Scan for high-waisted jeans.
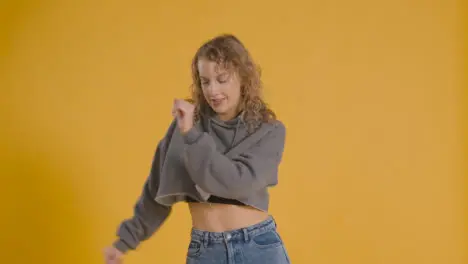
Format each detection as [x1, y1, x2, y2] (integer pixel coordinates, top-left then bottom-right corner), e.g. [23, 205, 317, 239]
[186, 216, 291, 264]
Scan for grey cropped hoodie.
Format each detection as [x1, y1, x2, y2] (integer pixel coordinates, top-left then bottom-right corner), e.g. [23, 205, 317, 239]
[113, 111, 286, 253]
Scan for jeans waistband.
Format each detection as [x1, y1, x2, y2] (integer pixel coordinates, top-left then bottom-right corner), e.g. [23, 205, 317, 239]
[190, 215, 277, 245]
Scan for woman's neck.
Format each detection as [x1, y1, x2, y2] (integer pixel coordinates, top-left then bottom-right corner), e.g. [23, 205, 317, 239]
[217, 110, 243, 122]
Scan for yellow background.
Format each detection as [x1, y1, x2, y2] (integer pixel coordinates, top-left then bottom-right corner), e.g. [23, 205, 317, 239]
[1, 1, 466, 263]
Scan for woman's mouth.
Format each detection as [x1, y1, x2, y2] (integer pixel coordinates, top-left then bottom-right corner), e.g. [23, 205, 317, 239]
[211, 98, 225, 107]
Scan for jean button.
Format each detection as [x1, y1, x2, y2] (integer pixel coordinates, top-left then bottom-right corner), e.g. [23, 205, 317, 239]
[226, 234, 231, 240]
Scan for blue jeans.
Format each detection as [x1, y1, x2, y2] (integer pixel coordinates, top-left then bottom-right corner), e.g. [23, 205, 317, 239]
[186, 216, 291, 264]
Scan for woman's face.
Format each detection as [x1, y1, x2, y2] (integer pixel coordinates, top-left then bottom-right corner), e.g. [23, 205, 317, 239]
[197, 58, 242, 121]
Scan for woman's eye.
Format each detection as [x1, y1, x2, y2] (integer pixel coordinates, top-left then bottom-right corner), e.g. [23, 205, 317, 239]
[218, 76, 229, 83]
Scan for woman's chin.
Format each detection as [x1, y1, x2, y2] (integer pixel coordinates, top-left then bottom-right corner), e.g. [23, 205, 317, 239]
[210, 105, 227, 114]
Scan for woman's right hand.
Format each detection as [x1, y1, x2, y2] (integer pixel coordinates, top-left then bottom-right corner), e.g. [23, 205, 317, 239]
[103, 246, 123, 264]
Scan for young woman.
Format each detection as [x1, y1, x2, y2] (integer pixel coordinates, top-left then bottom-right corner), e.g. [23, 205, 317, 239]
[103, 34, 290, 264]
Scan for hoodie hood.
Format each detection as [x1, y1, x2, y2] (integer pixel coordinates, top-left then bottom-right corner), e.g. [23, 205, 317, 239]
[200, 111, 248, 153]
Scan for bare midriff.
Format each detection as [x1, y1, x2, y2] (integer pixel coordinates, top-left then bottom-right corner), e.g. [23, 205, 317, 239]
[188, 202, 269, 232]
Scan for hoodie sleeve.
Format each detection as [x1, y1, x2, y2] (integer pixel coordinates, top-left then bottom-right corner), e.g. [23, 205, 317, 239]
[182, 121, 286, 200]
[112, 121, 176, 254]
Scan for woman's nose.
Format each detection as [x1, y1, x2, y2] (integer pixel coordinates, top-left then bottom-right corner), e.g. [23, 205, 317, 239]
[206, 82, 220, 93]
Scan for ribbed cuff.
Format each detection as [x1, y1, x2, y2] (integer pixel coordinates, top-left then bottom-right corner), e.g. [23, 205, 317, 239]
[113, 239, 131, 254]
[183, 126, 202, 144]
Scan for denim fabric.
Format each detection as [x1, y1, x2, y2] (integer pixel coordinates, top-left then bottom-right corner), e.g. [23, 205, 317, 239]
[186, 216, 291, 264]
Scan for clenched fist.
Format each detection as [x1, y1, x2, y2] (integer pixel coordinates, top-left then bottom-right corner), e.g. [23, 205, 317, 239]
[103, 246, 123, 264]
[172, 99, 195, 135]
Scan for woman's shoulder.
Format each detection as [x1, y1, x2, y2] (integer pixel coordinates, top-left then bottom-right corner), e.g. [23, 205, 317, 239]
[248, 119, 286, 142]
[248, 119, 286, 150]
[261, 118, 286, 132]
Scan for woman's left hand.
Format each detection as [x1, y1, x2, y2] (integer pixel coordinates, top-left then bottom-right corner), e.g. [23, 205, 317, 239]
[172, 99, 195, 135]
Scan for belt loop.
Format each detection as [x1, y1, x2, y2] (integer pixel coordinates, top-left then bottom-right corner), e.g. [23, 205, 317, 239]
[243, 228, 249, 242]
[203, 232, 209, 248]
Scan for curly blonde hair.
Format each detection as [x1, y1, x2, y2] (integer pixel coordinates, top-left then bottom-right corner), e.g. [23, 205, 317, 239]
[190, 34, 276, 132]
